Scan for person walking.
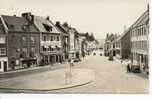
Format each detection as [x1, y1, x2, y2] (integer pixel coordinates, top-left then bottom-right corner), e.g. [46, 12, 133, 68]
[127, 64, 131, 72]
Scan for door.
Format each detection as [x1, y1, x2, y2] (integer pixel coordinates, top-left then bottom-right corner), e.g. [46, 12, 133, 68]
[4, 61, 7, 72]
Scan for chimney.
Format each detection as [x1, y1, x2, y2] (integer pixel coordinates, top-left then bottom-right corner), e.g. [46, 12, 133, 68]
[22, 12, 34, 24]
[55, 21, 60, 26]
[46, 16, 50, 20]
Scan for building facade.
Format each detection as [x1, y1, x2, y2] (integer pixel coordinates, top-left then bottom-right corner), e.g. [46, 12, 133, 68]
[0, 14, 40, 71]
[130, 10, 149, 72]
[55, 21, 70, 61]
[115, 29, 131, 59]
[0, 17, 7, 72]
[34, 15, 62, 65]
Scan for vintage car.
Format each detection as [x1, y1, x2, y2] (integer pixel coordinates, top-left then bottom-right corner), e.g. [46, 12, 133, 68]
[131, 65, 141, 73]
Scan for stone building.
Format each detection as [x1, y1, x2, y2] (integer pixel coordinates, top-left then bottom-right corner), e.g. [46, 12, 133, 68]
[0, 13, 40, 71]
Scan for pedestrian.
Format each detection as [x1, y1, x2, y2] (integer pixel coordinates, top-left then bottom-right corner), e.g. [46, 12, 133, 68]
[121, 59, 123, 64]
[70, 59, 74, 67]
[127, 64, 131, 72]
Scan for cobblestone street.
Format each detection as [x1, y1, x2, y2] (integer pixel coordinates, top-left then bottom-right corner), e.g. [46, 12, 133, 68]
[50, 51, 148, 93]
[0, 51, 148, 93]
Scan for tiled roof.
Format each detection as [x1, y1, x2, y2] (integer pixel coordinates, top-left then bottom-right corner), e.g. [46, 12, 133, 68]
[34, 16, 60, 33]
[2, 15, 38, 32]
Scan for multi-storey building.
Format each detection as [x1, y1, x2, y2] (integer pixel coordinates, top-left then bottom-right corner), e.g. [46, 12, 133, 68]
[0, 13, 40, 71]
[34, 15, 62, 65]
[0, 18, 7, 72]
[130, 10, 149, 72]
[61, 23, 80, 59]
[115, 29, 131, 59]
[55, 21, 70, 61]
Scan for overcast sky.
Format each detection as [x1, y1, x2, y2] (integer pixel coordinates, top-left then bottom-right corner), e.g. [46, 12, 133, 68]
[0, 0, 148, 39]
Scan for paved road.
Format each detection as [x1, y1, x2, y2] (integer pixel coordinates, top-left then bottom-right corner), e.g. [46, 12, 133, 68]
[50, 50, 148, 93]
[0, 50, 148, 93]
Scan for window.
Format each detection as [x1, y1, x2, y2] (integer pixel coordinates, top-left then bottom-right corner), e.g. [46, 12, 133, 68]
[42, 47, 46, 52]
[0, 61, 1, 69]
[0, 48, 6, 55]
[31, 47, 35, 52]
[22, 36, 26, 41]
[30, 36, 35, 43]
[43, 36, 47, 41]
[0, 37, 6, 44]
[144, 28, 146, 35]
[142, 28, 144, 35]
[50, 36, 53, 41]
[29, 48, 35, 58]
[57, 36, 59, 41]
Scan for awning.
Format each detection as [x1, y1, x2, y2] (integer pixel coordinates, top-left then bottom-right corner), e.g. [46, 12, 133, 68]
[57, 45, 62, 48]
[51, 46, 56, 49]
[43, 46, 49, 48]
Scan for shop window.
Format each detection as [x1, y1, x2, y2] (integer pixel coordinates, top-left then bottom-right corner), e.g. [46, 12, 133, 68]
[20, 48, 27, 58]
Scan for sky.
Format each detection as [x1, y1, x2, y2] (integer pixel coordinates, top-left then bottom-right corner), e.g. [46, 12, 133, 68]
[0, 0, 149, 39]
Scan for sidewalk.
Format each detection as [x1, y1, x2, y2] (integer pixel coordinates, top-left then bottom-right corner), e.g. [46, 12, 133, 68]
[0, 62, 68, 80]
[113, 57, 148, 79]
[0, 68, 94, 92]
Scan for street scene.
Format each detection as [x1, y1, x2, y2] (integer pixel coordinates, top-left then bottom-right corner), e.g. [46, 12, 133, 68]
[0, 0, 149, 93]
[0, 50, 148, 93]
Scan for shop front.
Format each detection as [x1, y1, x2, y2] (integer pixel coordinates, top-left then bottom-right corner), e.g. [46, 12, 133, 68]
[0, 57, 8, 72]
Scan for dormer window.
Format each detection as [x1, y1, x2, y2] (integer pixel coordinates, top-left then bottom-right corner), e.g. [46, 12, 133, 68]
[43, 23, 52, 32]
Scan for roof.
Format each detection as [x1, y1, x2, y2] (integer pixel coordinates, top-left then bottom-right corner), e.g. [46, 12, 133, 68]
[117, 28, 131, 41]
[131, 10, 149, 28]
[2, 15, 38, 32]
[34, 16, 60, 33]
[55, 23, 69, 36]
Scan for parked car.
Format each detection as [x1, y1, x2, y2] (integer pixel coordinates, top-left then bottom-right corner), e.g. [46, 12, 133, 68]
[131, 65, 141, 73]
